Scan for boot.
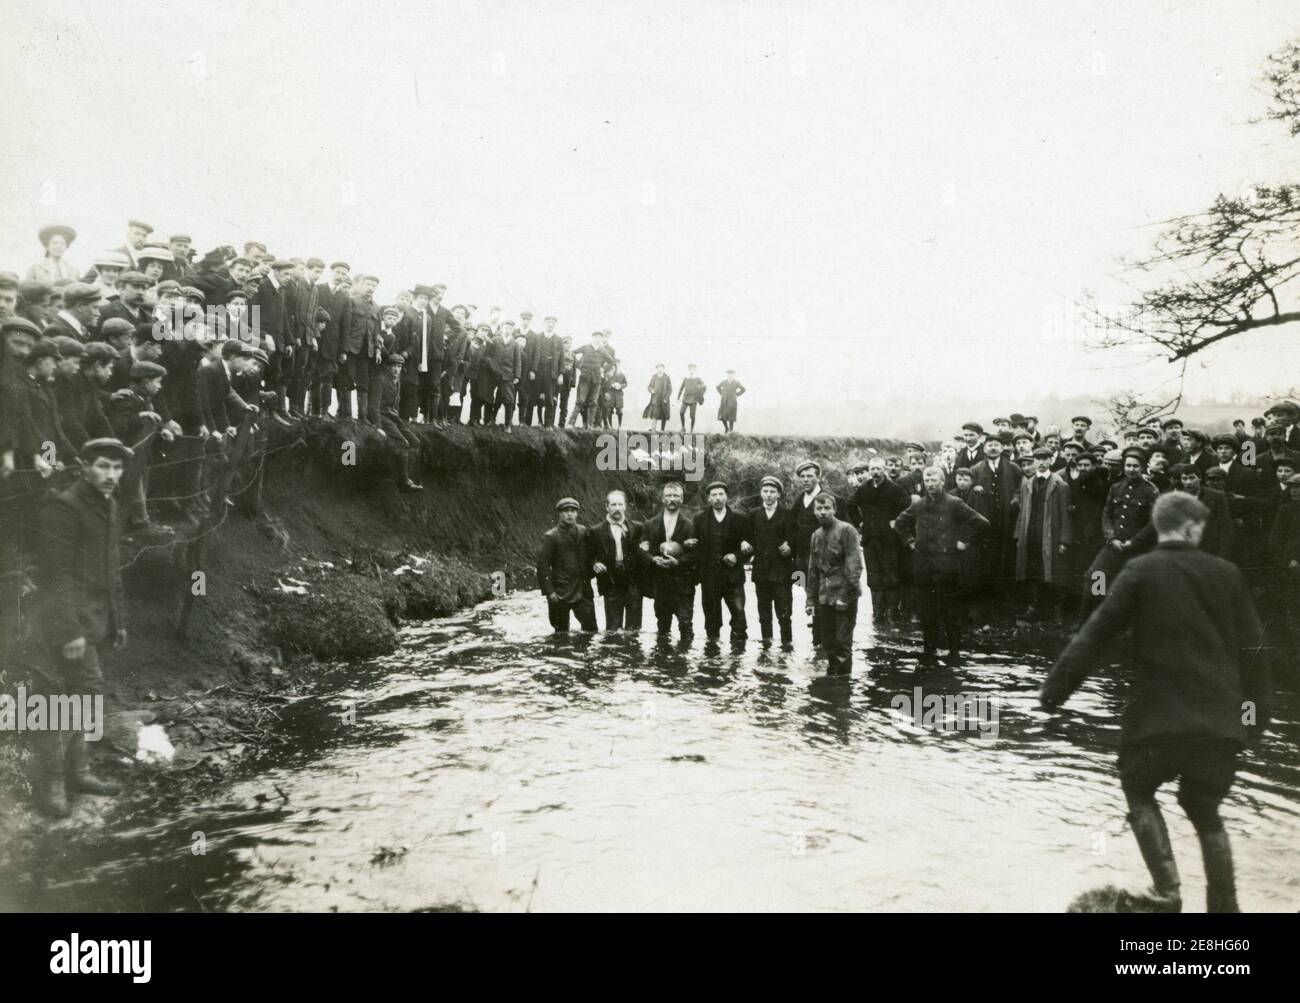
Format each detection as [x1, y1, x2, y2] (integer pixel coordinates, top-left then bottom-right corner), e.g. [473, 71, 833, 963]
[1198, 829, 1240, 913]
[33, 731, 70, 819]
[66, 730, 121, 796]
[1122, 804, 1182, 912]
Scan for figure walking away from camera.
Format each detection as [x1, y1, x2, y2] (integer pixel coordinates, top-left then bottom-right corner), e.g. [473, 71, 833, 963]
[1041, 492, 1268, 913]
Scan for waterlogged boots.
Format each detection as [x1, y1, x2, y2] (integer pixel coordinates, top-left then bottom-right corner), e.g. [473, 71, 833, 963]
[66, 730, 120, 797]
[1121, 804, 1182, 912]
[33, 731, 70, 820]
[1198, 829, 1240, 913]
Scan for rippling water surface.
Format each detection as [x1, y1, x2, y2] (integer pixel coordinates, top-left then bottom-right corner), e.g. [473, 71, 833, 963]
[11, 593, 1300, 912]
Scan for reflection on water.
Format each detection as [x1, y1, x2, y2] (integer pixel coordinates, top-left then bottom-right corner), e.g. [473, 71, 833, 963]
[8, 592, 1300, 912]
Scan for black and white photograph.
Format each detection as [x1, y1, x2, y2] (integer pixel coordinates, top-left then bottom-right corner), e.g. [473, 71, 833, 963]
[0, 0, 1297, 978]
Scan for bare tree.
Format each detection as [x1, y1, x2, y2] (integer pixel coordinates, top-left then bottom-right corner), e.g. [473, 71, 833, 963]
[1086, 40, 1300, 366]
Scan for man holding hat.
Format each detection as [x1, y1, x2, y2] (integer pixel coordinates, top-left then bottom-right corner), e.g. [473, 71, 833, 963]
[806, 492, 864, 674]
[690, 481, 749, 641]
[537, 497, 597, 632]
[749, 474, 796, 645]
[30, 437, 135, 817]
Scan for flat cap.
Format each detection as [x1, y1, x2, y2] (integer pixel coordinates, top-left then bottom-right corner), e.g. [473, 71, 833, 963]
[954, 466, 973, 477]
[1211, 433, 1239, 449]
[1, 316, 42, 339]
[118, 270, 151, 287]
[0, 271, 19, 290]
[49, 335, 85, 358]
[155, 279, 182, 296]
[168, 234, 192, 244]
[794, 460, 821, 476]
[271, 259, 294, 271]
[329, 260, 350, 271]
[83, 341, 119, 364]
[19, 280, 51, 303]
[1031, 445, 1053, 459]
[225, 288, 250, 302]
[81, 437, 134, 462]
[1160, 417, 1184, 429]
[904, 441, 925, 452]
[555, 497, 580, 512]
[27, 340, 62, 363]
[1104, 449, 1123, 463]
[181, 286, 205, 303]
[246, 348, 270, 366]
[704, 481, 728, 494]
[960, 421, 984, 434]
[128, 220, 154, 233]
[61, 281, 101, 308]
[1012, 430, 1033, 443]
[130, 361, 167, 380]
[1071, 415, 1092, 425]
[383, 352, 405, 366]
[1121, 446, 1148, 463]
[99, 318, 135, 338]
[759, 475, 783, 491]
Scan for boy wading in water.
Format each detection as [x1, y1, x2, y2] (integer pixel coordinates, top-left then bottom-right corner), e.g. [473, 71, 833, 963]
[1041, 492, 1268, 912]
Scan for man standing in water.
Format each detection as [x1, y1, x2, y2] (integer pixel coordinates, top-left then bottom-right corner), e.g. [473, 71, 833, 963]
[32, 438, 133, 818]
[590, 489, 643, 631]
[805, 493, 863, 675]
[537, 497, 597, 632]
[639, 480, 698, 640]
[1041, 493, 1267, 913]
[690, 481, 749, 642]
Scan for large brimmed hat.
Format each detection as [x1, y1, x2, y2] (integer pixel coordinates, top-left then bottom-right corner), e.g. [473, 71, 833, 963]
[38, 224, 76, 247]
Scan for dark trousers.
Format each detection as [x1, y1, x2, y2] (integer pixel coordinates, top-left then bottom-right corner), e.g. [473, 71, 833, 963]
[438, 372, 458, 421]
[354, 355, 376, 421]
[817, 598, 858, 673]
[364, 361, 385, 424]
[494, 378, 517, 427]
[754, 577, 793, 643]
[475, 373, 499, 423]
[574, 376, 600, 425]
[679, 402, 698, 429]
[700, 580, 747, 639]
[602, 587, 643, 630]
[1119, 739, 1238, 835]
[653, 589, 695, 639]
[558, 384, 574, 427]
[547, 596, 597, 632]
[418, 368, 441, 421]
[286, 344, 309, 413]
[916, 572, 964, 653]
[528, 374, 556, 425]
[398, 379, 421, 421]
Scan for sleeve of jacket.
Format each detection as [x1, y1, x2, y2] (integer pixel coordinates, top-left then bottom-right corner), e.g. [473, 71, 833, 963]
[894, 500, 919, 547]
[844, 524, 864, 594]
[38, 495, 90, 647]
[956, 497, 989, 537]
[1101, 487, 1117, 541]
[1040, 559, 1139, 708]
[1055, 480, 1072, 545]
[537, 533, 556, 595]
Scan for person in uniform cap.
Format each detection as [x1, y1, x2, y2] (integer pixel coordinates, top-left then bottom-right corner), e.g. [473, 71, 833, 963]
[1043, 492, 1266, 913]
[27, 224, 80, 285]
[749, 474, 796, 645]
[29, 436, 135, 817]
[537, 498, 597, 632]
[806, 492, 864, 674]
[1074, 444, 1159, 626]
[690, 481, 749, 641]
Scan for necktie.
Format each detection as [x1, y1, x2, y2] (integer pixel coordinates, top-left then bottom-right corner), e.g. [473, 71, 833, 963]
[420, 312, 429, 372]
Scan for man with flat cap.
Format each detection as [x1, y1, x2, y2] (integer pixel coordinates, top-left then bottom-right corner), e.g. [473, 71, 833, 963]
[97, 270, 153, 335]
[109, 360, 175, 540]
[806, 492, 864, 674]
[524, 315, 562, 426]
[58, 340, 116, 450]
[1068, 415, 1095, 451]
[30, 437, 134, 818]
[790, 460, 827, 643]
[749, 474, 796, 645]
[690, 481, 750, 641]
[958, 422, 985, 470]
[537, 497, 597, 632]
[1014, 445, 1072, 622]
[44, 282, 101, 343]
[852, 456, 911, 623]
[162, 235, 198, 284]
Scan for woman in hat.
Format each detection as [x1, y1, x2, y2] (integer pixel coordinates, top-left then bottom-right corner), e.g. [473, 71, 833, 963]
[26, 224, 80, 285]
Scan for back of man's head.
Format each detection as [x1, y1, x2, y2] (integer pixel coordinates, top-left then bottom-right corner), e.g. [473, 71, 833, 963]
[1152, 491, 1208, 535]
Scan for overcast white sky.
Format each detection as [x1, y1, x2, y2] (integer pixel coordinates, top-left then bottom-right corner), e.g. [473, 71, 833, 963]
[3, 0, 1298, 420]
